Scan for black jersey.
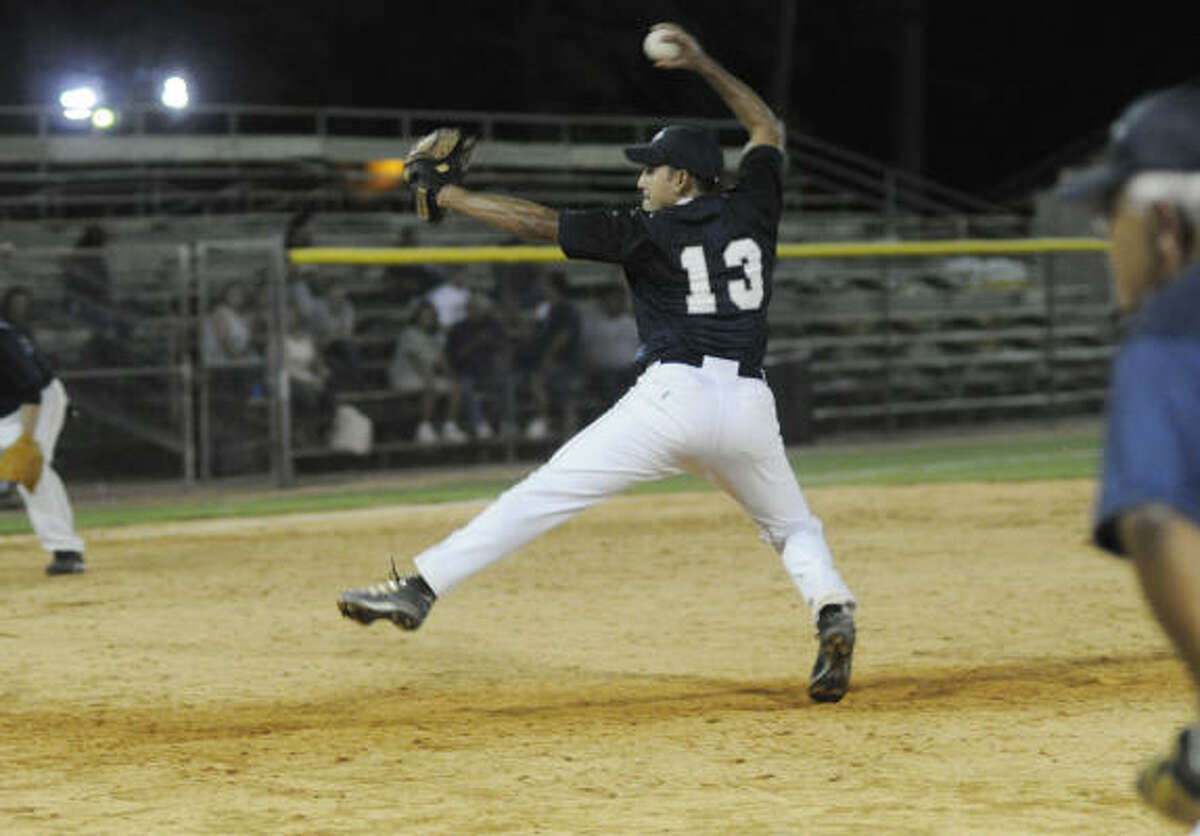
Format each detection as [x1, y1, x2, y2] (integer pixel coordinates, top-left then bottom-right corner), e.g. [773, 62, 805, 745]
[558, 145, 783, 373]
[0, 319, 54, 417]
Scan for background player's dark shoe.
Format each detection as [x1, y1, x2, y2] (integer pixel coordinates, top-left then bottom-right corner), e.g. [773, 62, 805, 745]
[808, 604, 855, 703]
[1137, 725, 1200, 825]
[337, 563, 436, 630]
[45, 551, 86, 576]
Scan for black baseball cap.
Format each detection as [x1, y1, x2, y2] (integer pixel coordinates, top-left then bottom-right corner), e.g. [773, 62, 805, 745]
[1056, 83, 1200, 204]
[624, 125, 724, 182]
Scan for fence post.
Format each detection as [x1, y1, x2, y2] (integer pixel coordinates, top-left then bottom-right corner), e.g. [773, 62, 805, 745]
[177, 243, 196, 486]
[181, 357, 196, 486]
[882, 178, 898, 435]
[882, 261, 895, 435]
[268, 237, 294, 487]
[1042, 253, 1058, 424]
[196, 244, 213, 481]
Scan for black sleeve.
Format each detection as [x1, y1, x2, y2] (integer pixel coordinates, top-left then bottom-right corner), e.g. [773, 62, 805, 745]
[558, 208, 645, 264]
[0, 325, 52, 406]
[731, 145, 785, 232]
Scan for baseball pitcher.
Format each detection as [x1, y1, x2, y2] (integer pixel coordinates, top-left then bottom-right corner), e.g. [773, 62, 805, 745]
[0, 312, 87, 575]
[338, 23, 857, 702]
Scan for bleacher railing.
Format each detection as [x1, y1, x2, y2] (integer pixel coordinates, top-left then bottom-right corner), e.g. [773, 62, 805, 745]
[297, 237, 1113, 437]
[0, 103, 1016, 222]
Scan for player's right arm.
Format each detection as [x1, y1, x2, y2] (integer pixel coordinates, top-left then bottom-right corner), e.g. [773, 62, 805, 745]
[437, 186, 559, 243]
[649, 23, 784, 152]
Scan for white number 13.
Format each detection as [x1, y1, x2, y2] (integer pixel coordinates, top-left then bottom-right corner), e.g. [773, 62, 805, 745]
[680, 238, 764, 314]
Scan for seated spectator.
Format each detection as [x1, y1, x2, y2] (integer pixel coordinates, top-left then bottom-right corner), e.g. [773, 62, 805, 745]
[581, 284, 640, 408]
[202, 280, 262, 399]
[446, 293, 508, 440]
[388, 301, 466, 445]
[282, 303, 334, 446]
[426, 267, 471, 329]
[509, 272, 582, 441]
[293, 272, 366, 391]
[203, 281, 260, 365]
[289, 264, 323, 324]
[318, 283, 367, 390]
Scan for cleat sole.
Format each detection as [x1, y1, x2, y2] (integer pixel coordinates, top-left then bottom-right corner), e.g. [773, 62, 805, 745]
[809, 632, 853, 703]
[338, 599, 424, 630]
[338, 600, 388, 625]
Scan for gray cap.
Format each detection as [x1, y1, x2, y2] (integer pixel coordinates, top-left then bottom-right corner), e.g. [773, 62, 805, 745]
[1056, 83, 1200, 204]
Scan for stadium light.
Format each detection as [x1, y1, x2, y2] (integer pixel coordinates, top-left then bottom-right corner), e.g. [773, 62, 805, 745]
[59, 86, 99, 121]
[91, 107, 116, 130]
[160, 75, 189, 110]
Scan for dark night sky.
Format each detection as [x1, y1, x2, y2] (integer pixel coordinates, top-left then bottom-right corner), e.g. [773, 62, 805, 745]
[7, 1, 1200, 195]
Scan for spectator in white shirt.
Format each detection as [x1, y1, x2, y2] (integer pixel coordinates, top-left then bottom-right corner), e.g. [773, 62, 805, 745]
[389, 301, 466, 445]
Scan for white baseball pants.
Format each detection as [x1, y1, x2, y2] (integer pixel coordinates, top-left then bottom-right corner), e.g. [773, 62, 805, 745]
[414, 357, 854, 622]
[0, 379, 86, 554]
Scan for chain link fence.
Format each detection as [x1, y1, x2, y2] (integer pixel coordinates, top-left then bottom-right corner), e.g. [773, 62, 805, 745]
[0, 236, 1115, 487]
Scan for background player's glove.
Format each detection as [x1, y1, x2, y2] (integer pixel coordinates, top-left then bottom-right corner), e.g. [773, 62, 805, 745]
[0, 433, 43, 492]
[402, 128, 477, 223]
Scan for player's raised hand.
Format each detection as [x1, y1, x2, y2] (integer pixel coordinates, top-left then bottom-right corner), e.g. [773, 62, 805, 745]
[646, 22, 707, 71]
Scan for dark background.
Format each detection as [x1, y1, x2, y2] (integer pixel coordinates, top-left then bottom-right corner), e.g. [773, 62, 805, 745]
[6, 1, 1199, 195]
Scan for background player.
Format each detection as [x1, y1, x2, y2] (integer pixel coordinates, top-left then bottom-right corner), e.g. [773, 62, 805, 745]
[338, 23, 858, 702]
[1057, 83, 1200, 825]
[0, 299, 87, 575]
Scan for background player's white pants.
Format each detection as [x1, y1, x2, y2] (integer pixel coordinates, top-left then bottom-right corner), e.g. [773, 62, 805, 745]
[414, 358, 854, 622]
[0, 380, 85, 554]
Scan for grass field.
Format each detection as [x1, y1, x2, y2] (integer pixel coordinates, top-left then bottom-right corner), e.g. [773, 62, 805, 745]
[0, 423, 1103, 534]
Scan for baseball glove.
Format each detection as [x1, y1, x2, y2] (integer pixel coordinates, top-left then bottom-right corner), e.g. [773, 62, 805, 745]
[0, 433, 42, 492]
[402, 127, 477, 223]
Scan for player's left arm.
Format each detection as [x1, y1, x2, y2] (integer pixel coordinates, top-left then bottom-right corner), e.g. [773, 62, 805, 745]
[437, 186, 560, 243]
[1120, 505, 1200, 562]
[1118, 505, 1200, 687]
[648, 23, 783, 152]
[0, 403, 43, 491]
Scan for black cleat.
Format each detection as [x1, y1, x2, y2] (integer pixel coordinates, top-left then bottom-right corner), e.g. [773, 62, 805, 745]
[338, 562, 436, 630]
[808, 604, 855, 703]
[1137, 725, 1200, 825]
[45, 551, 86, 576]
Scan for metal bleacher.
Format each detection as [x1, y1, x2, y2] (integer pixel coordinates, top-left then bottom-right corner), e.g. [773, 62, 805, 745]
[0, 103, 1113, 481]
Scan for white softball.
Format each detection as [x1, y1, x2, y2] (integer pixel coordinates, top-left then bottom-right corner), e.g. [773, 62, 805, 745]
[642, 29, 682, 62]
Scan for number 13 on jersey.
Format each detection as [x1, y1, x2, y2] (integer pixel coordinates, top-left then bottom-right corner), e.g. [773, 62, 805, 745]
[680, 237, 765, 315]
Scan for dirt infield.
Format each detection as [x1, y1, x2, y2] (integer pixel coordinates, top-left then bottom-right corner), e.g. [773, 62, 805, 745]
[0, 480, 1190, 834]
